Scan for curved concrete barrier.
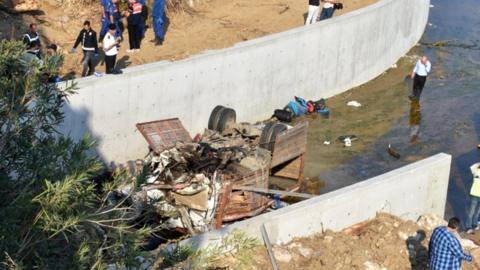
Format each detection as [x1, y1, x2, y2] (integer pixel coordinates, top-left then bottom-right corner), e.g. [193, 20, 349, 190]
[181, 153, 451, 249]
[61, 0, 430, 163]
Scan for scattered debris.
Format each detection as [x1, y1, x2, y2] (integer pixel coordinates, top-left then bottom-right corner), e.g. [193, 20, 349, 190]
[111, 106, 309, 247]
[338, 135, 357, 148]
[347, 100, 362, 107]
[387, 144, 401, 159]
[344, 137, 352, 147]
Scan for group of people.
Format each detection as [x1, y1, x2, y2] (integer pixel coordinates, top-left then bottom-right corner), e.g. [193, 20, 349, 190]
[21, 23, 61, 83]
[305, 0, 343, 25]
[71, 0, 149, 76]
[22, 0, 166, 77]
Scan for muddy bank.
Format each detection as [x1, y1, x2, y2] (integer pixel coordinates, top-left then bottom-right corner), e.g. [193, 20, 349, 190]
[301, 53, 419, 194]
[304, 0, 480, 222]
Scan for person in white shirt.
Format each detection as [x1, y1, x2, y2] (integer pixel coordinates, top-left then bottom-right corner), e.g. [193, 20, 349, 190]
[410, 55, 432, 100]
[305, 0, 320, 25]
[103, 24, 122, 74]
[319, 0, 337, 21]
[466, 162, 480, 233]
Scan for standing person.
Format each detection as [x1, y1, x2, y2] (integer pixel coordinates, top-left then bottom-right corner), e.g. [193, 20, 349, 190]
[23, 23, 42, 57]
[152, 0, 166, 45]
[126, 0, 144, 52]
[103, 24, 122, 74]
[466, 162, 480, 233]
[319, 0, 336, 21]
[100, 0, 113, 41]
[429, 217, 473, 270]
[305, 0, 320, 25]
[109, 0, 124, 40]
[410, 55, 431, 100]
[71, 21, 99, 77]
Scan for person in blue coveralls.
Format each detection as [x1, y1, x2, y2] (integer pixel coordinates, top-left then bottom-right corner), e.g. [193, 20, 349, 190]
[152, 0, 165, 45]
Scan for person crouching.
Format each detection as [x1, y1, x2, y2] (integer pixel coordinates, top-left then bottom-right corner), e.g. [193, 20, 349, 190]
[103, 24, 122, 75]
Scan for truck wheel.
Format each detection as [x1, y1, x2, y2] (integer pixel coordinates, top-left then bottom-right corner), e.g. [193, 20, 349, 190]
[208, 105, 225, 131]
[260, 123, 287, 151]
[216, 108, 236, 133]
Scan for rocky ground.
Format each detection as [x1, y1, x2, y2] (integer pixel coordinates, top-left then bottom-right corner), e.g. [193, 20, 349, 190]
[0, 0, 377, 76]
[211, 213, 480, 270]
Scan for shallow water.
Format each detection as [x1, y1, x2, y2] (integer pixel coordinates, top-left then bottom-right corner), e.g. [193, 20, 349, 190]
[316, 0, 480, 222]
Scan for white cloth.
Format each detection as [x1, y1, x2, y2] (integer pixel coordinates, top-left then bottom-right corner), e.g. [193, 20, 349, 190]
[103, 33, 118, 56]
[413, 59, 432, 76]
[470, 163, 480, 197]
[324, 1, 334, 8]
[305, 5, 320, 25]
[472, 163, 480, 178]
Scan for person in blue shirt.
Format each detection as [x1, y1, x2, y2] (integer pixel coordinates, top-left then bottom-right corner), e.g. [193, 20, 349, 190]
[429, 217, 474, 270]
[410, 55, 432, 100]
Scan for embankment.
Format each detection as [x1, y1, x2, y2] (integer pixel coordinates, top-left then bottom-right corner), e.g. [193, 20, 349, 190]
[60, 0, 430, 163]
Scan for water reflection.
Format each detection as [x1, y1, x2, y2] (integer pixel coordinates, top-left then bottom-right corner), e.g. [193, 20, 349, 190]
[409, 99, 421, 144]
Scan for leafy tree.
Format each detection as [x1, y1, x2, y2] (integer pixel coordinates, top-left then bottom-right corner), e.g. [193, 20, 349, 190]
[0, 40, 154, 269]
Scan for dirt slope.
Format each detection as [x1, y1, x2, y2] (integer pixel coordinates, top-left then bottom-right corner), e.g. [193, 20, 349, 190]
[214, 213, 480, 270]
[0, 0, 377, 76]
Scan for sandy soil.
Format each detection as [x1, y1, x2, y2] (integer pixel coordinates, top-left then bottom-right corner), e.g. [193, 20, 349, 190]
[213, 213, 480, 270]
[0, 0, 377, 76]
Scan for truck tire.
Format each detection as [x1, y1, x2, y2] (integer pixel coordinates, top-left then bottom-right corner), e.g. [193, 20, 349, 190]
[260, 123, 287, 151]
[208, 105, 225, 131]
[216, 108, 236, 133]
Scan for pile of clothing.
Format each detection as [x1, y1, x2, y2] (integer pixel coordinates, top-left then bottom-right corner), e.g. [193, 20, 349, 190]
[274, 96, 328, 122]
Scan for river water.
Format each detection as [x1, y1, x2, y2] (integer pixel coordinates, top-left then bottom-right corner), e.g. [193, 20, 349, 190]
[318, 0, 480, 222]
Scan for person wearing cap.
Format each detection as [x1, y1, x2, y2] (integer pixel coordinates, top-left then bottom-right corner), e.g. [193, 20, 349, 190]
[126, 0, 144, 52]
[410, 55, 432, 100]
[23, 23, 42, 57]
[466, 162, 480, 234]
[305, 0, 320, 25]
[103, 23, 122, 74]
[72, 21, 99, 77]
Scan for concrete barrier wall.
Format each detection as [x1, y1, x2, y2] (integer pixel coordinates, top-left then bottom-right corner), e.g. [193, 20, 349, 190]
[180, 153, 451, 249]
[61, 0, 430, 163]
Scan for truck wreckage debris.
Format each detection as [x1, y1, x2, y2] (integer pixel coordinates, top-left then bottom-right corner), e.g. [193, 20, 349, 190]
[112, 105, 309, 238]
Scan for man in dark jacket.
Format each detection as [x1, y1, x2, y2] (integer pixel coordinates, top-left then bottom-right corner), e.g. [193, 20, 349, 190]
[71, 21, 99, 77]
[23, 23, 42, 57]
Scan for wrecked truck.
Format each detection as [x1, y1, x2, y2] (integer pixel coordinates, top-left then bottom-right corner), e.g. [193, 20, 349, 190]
[128, 105, 308, 235]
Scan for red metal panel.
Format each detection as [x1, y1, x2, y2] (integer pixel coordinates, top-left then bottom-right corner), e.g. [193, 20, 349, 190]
[136, 118, 192, 153]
